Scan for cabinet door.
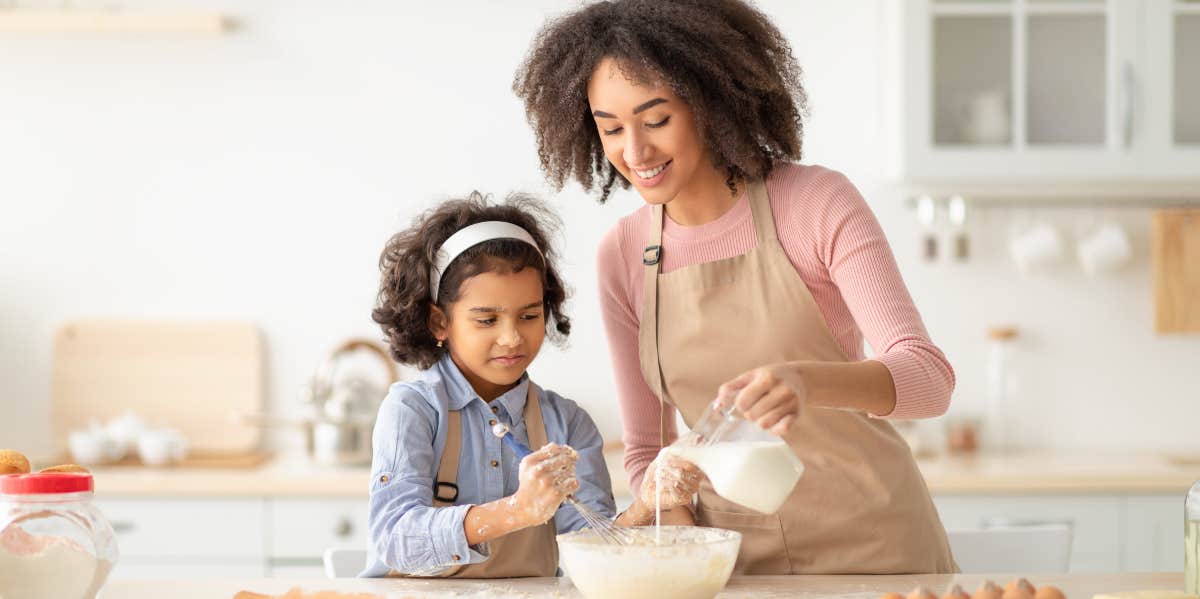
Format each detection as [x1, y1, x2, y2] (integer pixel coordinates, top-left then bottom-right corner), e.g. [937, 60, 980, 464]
[904, 0, 1140, 179]
[108, 562, 266, 580]
[1125, 495, 1184, 572]
[269, 499, 368, 560]
[933, 494, 1123, 572]
[1139, 0, 1200, 176]
[97, 498, 266, 560]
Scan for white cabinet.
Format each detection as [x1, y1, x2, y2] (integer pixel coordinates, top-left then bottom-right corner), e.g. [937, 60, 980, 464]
[1125, 495, 1184, 572]
[934, 494, 1123, 572]
[934, 493, 1186, 572]
[902, 0, 1200, 180]
[97, 497, 370, 579]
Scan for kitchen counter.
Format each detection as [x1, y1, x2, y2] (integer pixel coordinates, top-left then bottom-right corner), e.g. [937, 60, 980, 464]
[87, 450, 1200, 498]
[101, 572, 1184, 599]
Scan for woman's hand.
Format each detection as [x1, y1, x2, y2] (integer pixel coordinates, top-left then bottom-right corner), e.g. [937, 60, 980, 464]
[511, 443, 579, 527]
[636, 452, 702, 512]
[719, 363, 808, 436]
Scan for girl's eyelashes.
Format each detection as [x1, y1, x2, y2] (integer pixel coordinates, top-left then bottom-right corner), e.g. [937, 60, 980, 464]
[475, 318, 496, 326]
[600, 116, 669, 136]
[520, 312, 543, 321]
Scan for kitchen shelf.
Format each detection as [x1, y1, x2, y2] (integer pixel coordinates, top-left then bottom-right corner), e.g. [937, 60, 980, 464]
[895, 179, 1200, 209]
[0, 9, 228, 35]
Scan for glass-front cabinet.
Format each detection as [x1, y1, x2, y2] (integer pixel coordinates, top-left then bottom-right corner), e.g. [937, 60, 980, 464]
[903, 0, 1200, 180]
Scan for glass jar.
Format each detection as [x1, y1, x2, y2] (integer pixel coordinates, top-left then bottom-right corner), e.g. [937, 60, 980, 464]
[1186, 479, 1200, 594]
[982, 325, 1018, 452]
[665, 399, 804, 514]
[0, 472, 118, 599]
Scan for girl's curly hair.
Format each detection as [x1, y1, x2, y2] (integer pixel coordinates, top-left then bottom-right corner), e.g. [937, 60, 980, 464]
[513, 0, 808, 202]
[372, 192, 571, 369]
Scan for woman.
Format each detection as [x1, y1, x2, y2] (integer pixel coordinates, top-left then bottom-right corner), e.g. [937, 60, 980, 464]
[514, 0, 957, 574]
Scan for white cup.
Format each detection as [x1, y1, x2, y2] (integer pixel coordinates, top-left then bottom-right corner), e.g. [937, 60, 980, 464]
[136, 429, 189, 467]
[1077, 222, 1132, 275]
[1009, 222, 1065, 274]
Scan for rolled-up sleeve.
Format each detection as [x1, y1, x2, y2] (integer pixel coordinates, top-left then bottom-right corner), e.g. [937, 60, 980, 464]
[362, 387, 488, 577]
[553, 399, 617, 534]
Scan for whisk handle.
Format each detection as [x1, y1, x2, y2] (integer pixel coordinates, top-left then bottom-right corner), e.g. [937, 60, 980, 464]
[501, 433, 533, 460]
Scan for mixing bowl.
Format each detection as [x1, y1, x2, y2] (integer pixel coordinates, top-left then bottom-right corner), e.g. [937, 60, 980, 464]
[557, 526, 741, 599]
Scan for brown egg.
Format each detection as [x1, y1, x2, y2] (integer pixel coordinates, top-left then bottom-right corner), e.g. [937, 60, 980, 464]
[909, 587, 939, 599]
[881, 593, 906, 599]
[1002, 579, 1036, 599]
[0, 449, 31, 475]
[1033, 586, 1066, 599]
[943, 584, 971, 599]
[40, 464, 90, 474]
[974, 581, 1003, 599]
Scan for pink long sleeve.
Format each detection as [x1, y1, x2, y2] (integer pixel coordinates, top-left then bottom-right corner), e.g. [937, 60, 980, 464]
[595, 163, 955, 493]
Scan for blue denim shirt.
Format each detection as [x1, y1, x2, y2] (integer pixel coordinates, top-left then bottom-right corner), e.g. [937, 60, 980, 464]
[359, 354, 616, 577]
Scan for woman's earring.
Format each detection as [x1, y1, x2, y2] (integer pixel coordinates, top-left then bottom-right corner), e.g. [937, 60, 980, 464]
[436, 339, 444, 348]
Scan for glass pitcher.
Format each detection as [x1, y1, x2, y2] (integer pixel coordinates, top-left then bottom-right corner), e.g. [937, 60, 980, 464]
[664, 399, 804, 514]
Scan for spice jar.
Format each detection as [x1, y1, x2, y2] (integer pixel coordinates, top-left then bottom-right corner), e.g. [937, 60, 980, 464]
[0, 472, 118, 599]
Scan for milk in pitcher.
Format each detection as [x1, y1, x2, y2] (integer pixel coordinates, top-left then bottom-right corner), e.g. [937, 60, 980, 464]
[665, 440, 802, 514]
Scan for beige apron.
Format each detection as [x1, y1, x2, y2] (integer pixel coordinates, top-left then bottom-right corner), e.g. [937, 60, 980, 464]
[637, 179, 957, 574]
[388, 383, 558, 578]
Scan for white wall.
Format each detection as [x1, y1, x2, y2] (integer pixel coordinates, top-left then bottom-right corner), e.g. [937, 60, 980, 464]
[2, 1, 1197, 459]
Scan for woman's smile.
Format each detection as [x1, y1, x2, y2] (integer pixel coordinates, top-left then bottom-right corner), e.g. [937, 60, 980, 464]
[632, 159, 672, 187]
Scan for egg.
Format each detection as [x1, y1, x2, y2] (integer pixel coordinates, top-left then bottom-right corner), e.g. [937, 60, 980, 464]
[881, 593, 906, 599]
[1033, 586, 1067, 599]
[974, 581, 1004, 599]
[0, 449, 30, 475]
[1003, 579, 1036, 599]
[943, 584, 971, 599]
[909, 587, 939, 599]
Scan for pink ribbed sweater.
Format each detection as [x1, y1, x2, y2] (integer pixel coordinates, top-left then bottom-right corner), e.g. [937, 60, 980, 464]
[596, 163, 955, 492]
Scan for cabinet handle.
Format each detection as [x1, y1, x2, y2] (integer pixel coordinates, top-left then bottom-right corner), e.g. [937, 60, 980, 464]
[334, 517, 353, 538]
[1121, 62, 1136, 149]
[111, 521, 136, 534]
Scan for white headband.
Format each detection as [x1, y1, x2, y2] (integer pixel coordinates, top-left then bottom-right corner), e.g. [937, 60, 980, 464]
[430, 221, 543, 302]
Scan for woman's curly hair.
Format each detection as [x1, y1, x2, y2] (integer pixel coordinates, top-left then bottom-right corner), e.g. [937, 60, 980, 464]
[372, 192, 571, 369]
[513, 0, 808, 202]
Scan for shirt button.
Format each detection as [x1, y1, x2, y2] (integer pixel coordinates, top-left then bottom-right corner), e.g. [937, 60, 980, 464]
[490, 460, 499, 468]
[379, 474, 389, 483]
[489, 419, 497, 426]
[491, 405, 499, 414]
[452, 553, 461, 561]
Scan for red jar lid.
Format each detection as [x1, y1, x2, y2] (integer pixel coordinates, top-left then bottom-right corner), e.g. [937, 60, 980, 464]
[0, 472, 93, 495]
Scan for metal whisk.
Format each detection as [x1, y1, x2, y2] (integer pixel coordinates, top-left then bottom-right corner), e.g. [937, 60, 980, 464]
[491, 423, 640, 545]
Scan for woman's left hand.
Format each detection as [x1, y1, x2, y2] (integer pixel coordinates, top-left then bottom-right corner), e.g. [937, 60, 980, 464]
[718, 363, 807, 436]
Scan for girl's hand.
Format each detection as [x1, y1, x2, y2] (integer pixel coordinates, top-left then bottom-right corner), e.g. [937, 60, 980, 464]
[510, 443, 579, 527]
[718, 363, 807, 435]
[637, 453, 702, 512]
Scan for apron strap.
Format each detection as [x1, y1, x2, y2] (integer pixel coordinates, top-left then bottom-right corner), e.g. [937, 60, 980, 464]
[638, 204, 669, 448]
[747, 179, 777, 245]
[433, 410, 462, 506]
[523, 382, 548, 451]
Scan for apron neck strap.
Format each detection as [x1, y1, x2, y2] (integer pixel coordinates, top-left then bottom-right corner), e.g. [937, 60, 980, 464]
[433, 381, 549, 505]
[746, 179, 777, 245]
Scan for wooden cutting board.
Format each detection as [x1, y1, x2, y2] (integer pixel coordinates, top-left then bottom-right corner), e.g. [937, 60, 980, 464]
[51, 320, 264, 455]
[1153, 210, 1200, 334]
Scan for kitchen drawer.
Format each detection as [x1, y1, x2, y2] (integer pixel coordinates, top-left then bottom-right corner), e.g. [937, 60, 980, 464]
[109, 561, 266, 580]
[97, 498, 266, 559]
[933, 494, 1122, 572]
[268, 499, 368, 558]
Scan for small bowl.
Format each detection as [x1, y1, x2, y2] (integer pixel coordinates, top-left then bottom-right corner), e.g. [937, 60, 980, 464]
[136, 429, 189, 467]
[68, 430, 123, 465]
[557, 526, 740, 599]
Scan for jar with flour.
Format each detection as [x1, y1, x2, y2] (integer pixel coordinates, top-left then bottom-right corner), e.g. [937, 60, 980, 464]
[664, 400, 805, 514]
[0, 472, 118, 599]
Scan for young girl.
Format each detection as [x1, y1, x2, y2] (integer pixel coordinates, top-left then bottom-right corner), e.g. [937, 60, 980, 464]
[514, 0, 956, 574]
[359, 192, 616, 578]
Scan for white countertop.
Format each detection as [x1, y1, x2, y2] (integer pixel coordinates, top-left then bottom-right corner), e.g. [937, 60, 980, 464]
[85, 450, 1200, 498]
[100, 572, 1185, 599]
